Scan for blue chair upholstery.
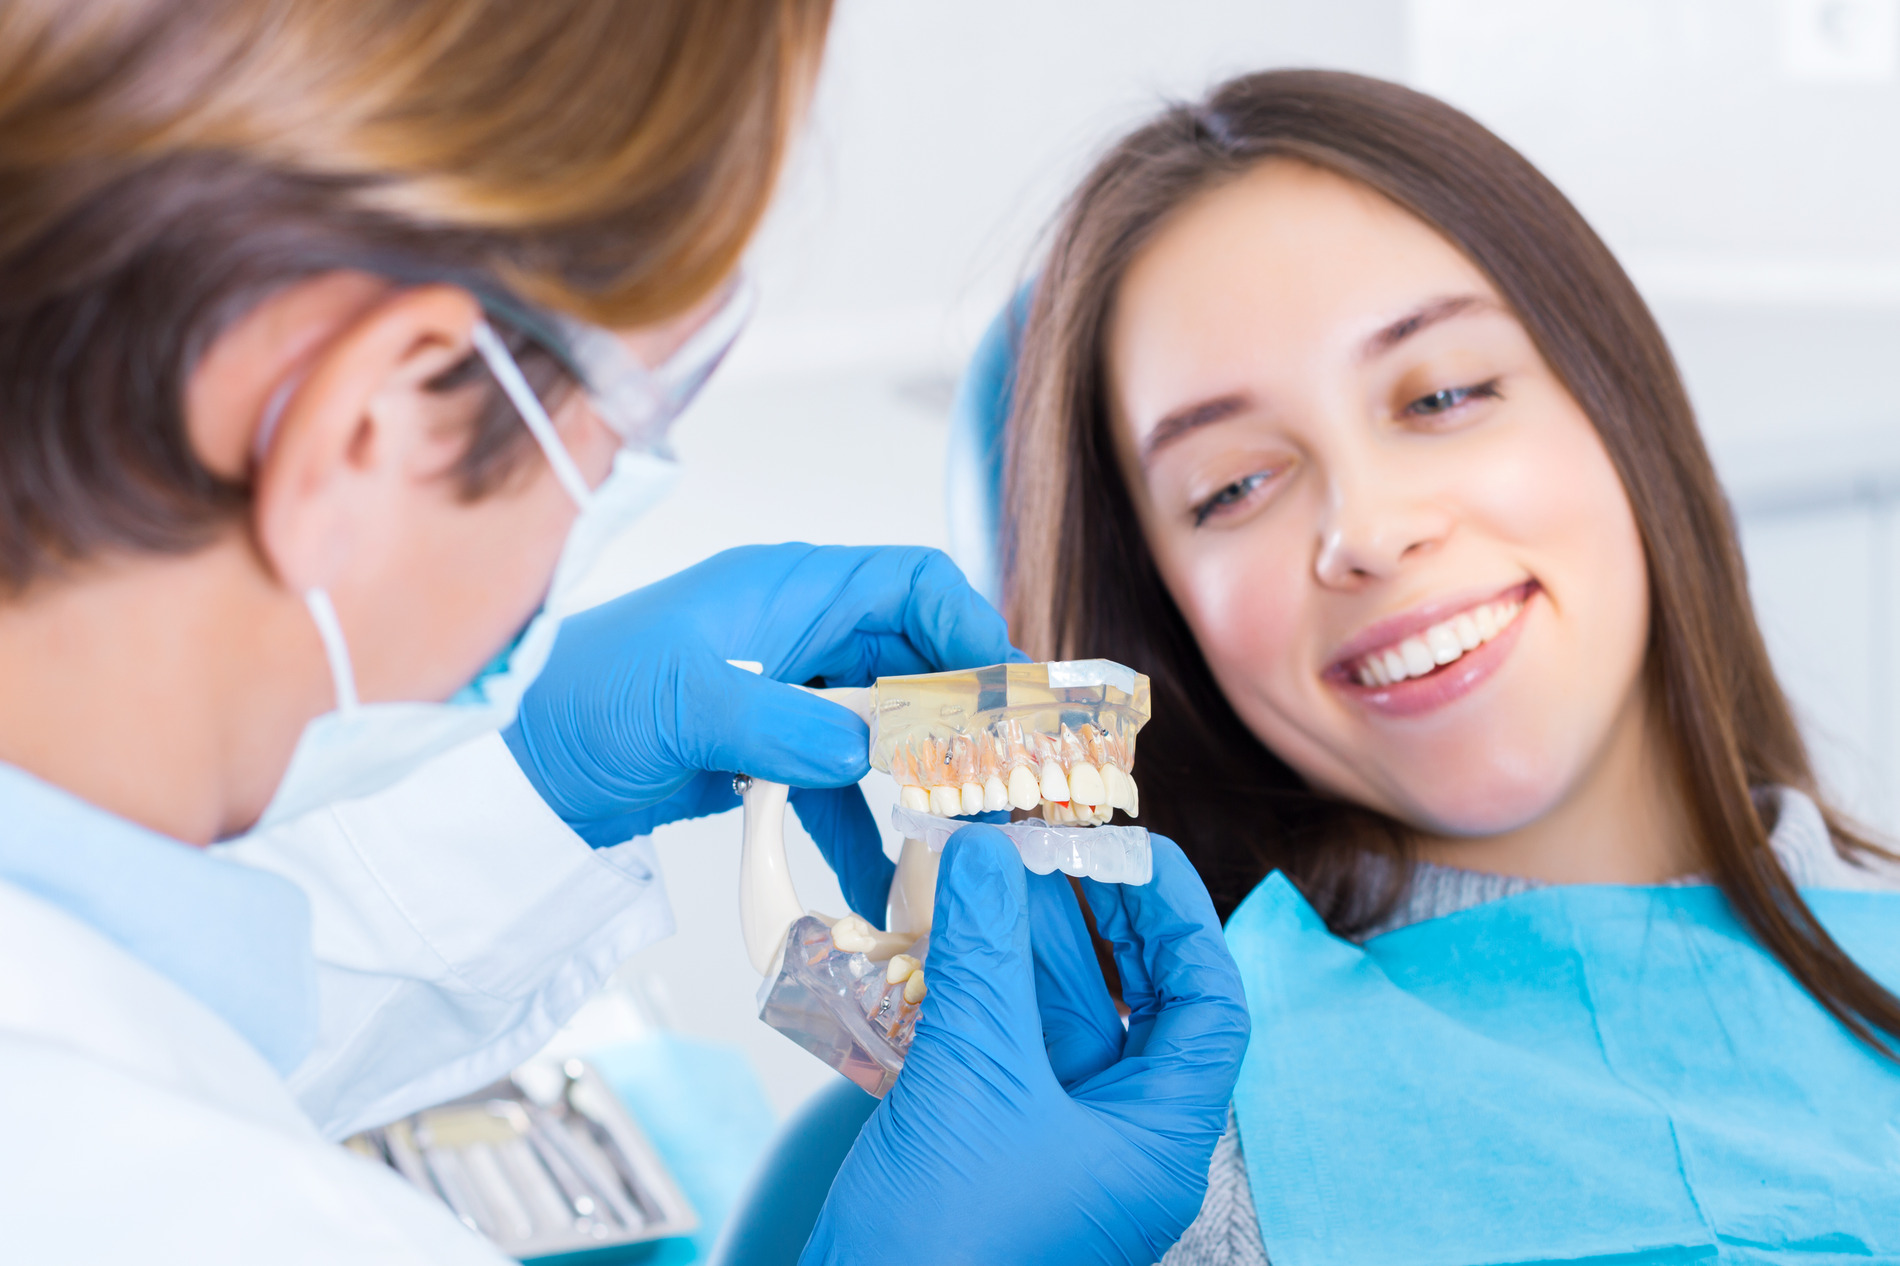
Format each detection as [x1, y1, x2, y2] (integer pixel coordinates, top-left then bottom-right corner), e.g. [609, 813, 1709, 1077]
[943, 288, 1031, 606]
[706, 1077, 879, 1266]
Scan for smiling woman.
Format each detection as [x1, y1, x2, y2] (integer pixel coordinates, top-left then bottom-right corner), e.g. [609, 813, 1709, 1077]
[1005, 70, 1900, 1050]
[1004, 67, 1900, 1261]
[1107, 156, 1668, 866]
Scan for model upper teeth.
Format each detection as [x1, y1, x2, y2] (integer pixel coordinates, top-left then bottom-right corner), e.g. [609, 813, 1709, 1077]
[1352, 596, 1524, 687]
[888, 720, 1139, 824]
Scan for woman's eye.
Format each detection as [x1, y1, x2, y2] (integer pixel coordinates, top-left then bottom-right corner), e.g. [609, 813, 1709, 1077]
[1405, 379, 1501, 419]
[1192, 470, 1274, 526]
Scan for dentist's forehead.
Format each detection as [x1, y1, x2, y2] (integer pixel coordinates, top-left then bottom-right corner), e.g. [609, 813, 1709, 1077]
[1108, 160, 1496, 445]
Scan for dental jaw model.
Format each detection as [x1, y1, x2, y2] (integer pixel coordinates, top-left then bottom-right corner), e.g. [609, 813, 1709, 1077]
[731, 659, 1152, 1096]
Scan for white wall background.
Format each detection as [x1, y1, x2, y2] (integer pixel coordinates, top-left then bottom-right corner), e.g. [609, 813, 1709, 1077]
[566, 0, 1900, 1117]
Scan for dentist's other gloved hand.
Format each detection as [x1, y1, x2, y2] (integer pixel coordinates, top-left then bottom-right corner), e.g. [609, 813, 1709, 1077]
[503, 544, 1022, 922]
[804, 828, 1250, 1266]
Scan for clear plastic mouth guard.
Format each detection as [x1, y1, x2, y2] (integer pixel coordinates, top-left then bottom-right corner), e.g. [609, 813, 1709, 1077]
[888, 805, 1152, 884]
[728, 659, 1152, 1096]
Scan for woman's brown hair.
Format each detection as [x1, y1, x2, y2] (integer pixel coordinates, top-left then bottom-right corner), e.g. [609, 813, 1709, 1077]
[0, 0, 831, 591]
[1005, 69, 1900, 1054]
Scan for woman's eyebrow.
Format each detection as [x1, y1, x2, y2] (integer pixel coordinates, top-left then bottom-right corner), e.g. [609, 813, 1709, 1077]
[1360, 293, 1497, 361]
[1140, 392, 1252, 465]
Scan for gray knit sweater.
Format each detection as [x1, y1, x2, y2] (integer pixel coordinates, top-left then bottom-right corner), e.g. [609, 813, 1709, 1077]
[1161, 789, 1900, 1266]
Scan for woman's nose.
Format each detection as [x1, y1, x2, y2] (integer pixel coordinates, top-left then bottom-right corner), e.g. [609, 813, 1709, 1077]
[1313, 473, 1453, 588]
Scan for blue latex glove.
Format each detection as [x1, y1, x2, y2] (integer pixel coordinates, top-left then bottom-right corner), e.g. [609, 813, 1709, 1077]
[804, 827, 1251, 1265]
[503, 544, 1022, 922]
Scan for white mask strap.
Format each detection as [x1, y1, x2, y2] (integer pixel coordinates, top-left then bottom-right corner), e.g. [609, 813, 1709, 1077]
[304, 587, 361, 716]
[469, 320, 595, 510]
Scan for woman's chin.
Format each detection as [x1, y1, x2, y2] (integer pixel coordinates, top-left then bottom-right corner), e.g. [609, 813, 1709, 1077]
[1372, 761, 1573, 841]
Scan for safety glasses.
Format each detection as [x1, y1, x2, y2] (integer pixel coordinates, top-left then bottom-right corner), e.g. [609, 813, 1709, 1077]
[470, 276, 755, 507]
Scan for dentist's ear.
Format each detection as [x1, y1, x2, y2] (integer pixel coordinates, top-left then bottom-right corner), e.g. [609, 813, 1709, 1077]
[249, 283, 487, 595]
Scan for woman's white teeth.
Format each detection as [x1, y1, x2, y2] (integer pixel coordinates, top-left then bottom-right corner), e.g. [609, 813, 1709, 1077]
[1353, 597, 1523, 686]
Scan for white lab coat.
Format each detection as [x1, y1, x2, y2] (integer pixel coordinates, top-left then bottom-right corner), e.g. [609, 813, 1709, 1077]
[0, 733, 676, 1263]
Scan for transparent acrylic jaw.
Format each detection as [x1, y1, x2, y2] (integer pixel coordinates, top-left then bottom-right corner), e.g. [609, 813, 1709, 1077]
[732, 659, 1153, 1097]
[756, 916, 931, 1099]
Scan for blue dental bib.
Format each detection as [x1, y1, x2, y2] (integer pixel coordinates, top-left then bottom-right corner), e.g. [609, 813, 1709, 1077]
[1225, 874, 1900, 1266]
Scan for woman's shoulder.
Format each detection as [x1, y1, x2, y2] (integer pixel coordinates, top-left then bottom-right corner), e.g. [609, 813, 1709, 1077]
[1767, 787, 1900, 892]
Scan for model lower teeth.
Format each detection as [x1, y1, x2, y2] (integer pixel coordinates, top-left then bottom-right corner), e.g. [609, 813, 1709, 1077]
[889, 720, 1140, 824]
[1353, 596, 1524, 687]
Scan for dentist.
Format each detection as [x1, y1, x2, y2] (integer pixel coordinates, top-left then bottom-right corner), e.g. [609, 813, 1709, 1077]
[0, 1, 1246, 1263]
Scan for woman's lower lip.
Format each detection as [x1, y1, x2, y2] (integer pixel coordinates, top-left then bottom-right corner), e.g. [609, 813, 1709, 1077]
[1330, 593, 1534, 718]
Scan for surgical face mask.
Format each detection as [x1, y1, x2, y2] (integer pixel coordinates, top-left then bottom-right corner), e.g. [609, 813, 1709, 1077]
[250, 284, 747, 832]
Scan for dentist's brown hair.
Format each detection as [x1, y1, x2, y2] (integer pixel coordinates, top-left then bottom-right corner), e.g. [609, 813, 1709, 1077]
[0, 0, 831, 592]
[1005, 69, 1900, 1053]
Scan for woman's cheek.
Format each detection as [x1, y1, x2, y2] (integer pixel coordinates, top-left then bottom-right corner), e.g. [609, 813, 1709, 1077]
[1460, 395, 1619, 551]
[1172, 531, 1310, 702]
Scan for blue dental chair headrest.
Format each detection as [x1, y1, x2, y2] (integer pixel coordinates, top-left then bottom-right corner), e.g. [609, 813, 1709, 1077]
[943, 286, 1032, 607]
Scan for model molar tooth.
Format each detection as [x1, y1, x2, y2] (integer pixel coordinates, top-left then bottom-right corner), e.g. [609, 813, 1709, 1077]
[899, 784, 930, 812]
[903, 968, 928, 1005]
[959, 782, 984, 816]
[981, 774, 1009, 812]
[1046, 799, 1076, 825]
[830, 914, 917, 961]
[928, 784, 961, 817]
[1039, 760, 1072, 805]
[1102, 764, 1135, 811]
[1067, 762, 1108, 806]
[1007, 764, 1041, 811]
[831, 914, 877, 954]
[886, 953, 919, 984]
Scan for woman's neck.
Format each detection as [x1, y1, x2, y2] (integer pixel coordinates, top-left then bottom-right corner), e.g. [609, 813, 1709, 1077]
[0, 539, 325, 844]
[1411, 685, 1699, 885]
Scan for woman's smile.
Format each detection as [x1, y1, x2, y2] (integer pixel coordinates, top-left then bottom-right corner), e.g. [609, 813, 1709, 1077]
[1328, 580, 1538, 718]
